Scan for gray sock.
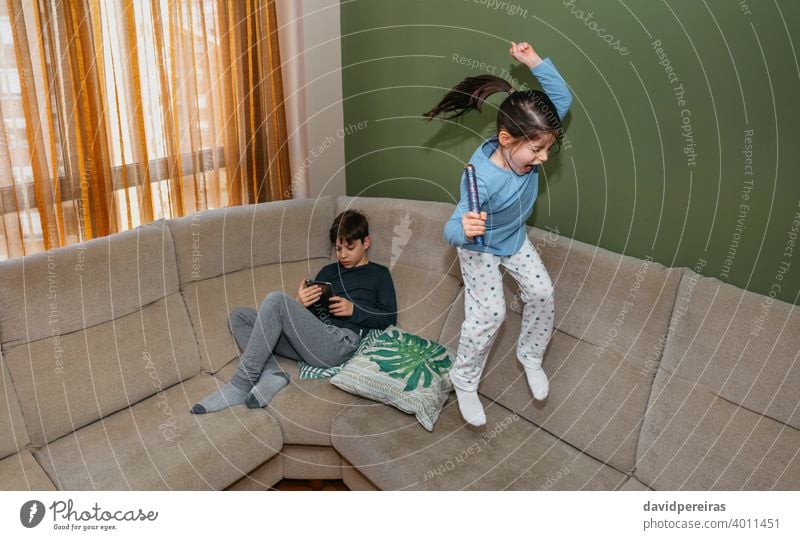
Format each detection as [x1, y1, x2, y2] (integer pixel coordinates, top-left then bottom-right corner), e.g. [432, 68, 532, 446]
[191, 382, 250, 414]
[245, 369, 290, 409]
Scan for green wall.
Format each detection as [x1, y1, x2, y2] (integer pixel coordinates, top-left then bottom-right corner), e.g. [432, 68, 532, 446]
[339, 0, 800, 305]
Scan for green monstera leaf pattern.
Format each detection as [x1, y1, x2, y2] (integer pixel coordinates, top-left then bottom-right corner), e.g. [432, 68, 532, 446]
[368, 329, 452, 391]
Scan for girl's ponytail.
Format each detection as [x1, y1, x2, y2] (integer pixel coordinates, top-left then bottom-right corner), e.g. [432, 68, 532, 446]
[423, 75, 513, 121]
[425, 73, 564, 155]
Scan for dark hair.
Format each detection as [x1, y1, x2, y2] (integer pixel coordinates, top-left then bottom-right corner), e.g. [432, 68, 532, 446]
[423, 74, 563, 155]
[330, 209, 369, 245]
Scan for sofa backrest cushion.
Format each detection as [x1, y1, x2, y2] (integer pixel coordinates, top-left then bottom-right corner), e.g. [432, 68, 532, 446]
[0, 218, 179, 349]
[0, 356, 30, 459]
[168, 196, 335, 287]
[635, 271, 800, 489]
[335, 196, 461, 281]
[389, 263, 462, 342]
[526, 228, 683, 365]
[655, 271, 799, 428]
[0, 219, 200, 447]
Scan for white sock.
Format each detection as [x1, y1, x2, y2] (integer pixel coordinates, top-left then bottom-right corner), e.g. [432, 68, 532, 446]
[454, 386, 486, 427]
[524, 363, 549, 400]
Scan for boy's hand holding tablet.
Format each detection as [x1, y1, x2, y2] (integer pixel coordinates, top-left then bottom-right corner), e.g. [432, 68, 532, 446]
[297, 278, 331, 307]
[328, 295, 354, 317]
[298, 278, 353, 317]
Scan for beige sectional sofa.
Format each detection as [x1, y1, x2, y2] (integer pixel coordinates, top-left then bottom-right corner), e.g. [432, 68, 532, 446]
[1, 195, 797, 490]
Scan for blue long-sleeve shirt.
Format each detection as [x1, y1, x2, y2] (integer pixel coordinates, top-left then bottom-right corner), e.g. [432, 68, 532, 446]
[443, 57, 572, 256]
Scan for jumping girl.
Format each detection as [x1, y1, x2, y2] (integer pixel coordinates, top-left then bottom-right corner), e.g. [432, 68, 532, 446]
[424, 41, 572, 426]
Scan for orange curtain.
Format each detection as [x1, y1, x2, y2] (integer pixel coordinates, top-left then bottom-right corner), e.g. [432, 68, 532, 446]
[0, 0, 291, 259]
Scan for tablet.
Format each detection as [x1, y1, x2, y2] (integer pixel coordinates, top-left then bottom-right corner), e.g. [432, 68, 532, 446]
[304, 279, 334, 303]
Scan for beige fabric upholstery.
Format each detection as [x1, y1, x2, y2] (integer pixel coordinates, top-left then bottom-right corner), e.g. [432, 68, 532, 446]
[342, 459, 379, 490]
[0, 356, 55, 490]
[391, 263, 461, 341]
[0, 218, 178, 349]
[336, 196, 462, 280]
[618, 477, 651, 490]
[34, 374, 282, 490]
[6, 294, 200, 447]
[282, 445, 344, 479]
[472, 323, 657, 475]
[167, 196, 335, 286]
[658, 271, 799, 428]
[225, 454, 283, 490]
[0, 357, 30, 459]
[216, 356, 369, 447]
[528, 228, 682, 364]
[180, 259, 329, 374]
[332, 394, 626, 490]
[439, 230, 683, 474]
[636, 271, 800, 490]
[636, 372, 800, 490]
[0, 450, 56, 490]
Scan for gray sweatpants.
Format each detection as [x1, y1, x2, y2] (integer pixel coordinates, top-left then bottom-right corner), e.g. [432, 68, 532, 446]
[228, 291, 362, 391]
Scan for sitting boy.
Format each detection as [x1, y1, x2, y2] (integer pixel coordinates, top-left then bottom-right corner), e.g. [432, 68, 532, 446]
[191, 209, 398, 413]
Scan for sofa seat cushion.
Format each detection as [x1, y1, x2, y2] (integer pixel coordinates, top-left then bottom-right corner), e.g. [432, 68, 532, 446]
[216, 356, 370, 447]
[225, 453, 284, 490]
[481, 325, 655, 475]
[440, 289, 654, 474]
[181, 259, 330, 374]
[331, 394, 627, 490]
[0, 451, 57, 490]
[282, 444, 344, 479]
[34, 374, 282, 490]
[341, 460, 379, 490]
[636, 369, 800, 490]
[617, 477, 651, 490]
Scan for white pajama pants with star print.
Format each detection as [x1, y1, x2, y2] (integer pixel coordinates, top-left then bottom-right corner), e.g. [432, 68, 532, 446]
[451, 236, 555, 392]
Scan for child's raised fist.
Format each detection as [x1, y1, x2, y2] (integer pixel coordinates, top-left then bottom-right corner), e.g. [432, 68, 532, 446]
[509, 41, 542, 69]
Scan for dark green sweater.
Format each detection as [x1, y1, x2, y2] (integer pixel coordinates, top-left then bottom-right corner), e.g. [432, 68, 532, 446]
[308, 261, 398, 334]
